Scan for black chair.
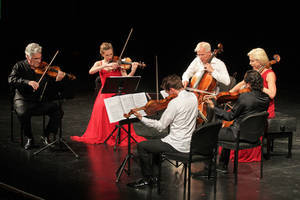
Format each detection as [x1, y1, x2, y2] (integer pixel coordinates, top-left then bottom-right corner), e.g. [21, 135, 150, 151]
[9, 86, 46, 146]
[218, 111, 269, 185]
[158, 122, 222, 200]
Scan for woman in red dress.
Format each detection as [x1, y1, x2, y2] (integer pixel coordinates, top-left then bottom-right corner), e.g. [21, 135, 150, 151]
[229, 48, 276, 162]
[71, 42, 145, 146]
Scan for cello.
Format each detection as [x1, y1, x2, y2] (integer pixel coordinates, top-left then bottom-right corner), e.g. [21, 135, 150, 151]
[189, 43, 223, 124]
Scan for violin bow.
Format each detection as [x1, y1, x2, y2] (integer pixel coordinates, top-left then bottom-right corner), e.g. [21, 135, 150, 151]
[155, 55, 159, 100]
[118, 28, 133, 61]
[37, 50, 59, 84]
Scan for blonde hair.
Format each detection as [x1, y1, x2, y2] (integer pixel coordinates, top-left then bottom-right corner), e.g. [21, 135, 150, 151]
[194, 42, 211, 52]
[99, 42, 113, 55]
[247, 48, 269, 66]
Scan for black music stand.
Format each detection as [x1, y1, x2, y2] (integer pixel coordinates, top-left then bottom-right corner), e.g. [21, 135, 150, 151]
[115, 117, 139, 182]
[33, 91, 79, 158]
[102, 76, 141, 150]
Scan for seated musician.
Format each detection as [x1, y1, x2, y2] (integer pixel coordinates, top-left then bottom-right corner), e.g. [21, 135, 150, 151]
[182, 41, 230, 89]
[8, 43, 66, 150]
[127, 74, 198, 188]
[204, 70, 270, 173]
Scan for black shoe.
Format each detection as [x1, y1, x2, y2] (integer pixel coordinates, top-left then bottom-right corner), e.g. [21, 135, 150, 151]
[127, 178, 153, 188]
[24, 139, 33, 150]
[41, 136, 50, 146]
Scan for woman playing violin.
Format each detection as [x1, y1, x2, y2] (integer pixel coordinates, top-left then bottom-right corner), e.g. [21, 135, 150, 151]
[8, 43, 65, 149]
[70, 42, 145, 145]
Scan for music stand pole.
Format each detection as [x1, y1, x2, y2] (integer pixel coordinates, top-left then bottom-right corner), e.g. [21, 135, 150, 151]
[33, 93, 79, 158]
[115, 118, 134, 182]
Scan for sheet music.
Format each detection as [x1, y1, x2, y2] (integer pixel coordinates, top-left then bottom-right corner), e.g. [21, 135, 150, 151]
[104, 92, 148, 123]
[160, 90, 169, 99]
[104, 96, 125, 123]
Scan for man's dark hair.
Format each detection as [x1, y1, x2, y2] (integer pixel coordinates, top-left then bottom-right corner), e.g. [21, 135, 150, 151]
[244, 70, 263, 91]
[161, 74, 183, 91]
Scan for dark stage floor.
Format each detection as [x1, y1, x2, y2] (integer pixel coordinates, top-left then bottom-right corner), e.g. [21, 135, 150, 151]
[0, 86, 300, 200]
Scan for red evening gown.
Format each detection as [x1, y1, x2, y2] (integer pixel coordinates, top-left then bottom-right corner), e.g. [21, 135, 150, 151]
[70, 67, 146, 146]
[229, 69, 276, 162]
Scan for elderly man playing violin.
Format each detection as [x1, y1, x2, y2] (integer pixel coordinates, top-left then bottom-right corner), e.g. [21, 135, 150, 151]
[126, 74, 198, 189]
[203, 70, 269, 173]
[8, 43, 65, 150]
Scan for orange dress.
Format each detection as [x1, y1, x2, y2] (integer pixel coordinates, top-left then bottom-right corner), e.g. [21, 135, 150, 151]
[71, 66, 146, 146]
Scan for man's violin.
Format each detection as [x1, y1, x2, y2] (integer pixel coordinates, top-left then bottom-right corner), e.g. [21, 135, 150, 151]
[124, 94, 177, 118]
[35, 61, 76, 80]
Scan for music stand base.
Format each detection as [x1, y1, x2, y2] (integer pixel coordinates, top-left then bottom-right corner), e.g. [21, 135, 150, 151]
[116, 153, 134, 182]
[104, 124, 138, 151]
[33, 138, 79, 158]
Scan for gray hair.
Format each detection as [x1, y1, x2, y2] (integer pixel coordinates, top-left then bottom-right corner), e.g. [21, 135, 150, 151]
[25, 43, 42, 58]
[194, 42, 211, 52]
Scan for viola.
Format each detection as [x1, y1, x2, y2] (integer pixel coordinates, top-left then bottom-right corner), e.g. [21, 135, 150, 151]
[124, 94, 177, 118]
[35, 61, 76, 80]
[111, 56, 146, 70]
[216, 88, 251, 104]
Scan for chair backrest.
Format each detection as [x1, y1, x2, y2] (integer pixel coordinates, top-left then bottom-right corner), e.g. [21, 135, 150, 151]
[239, 111, 269, 142]
[190, 122, 222, 156]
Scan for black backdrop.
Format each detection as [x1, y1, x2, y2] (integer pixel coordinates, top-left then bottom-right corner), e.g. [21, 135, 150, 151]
[1, 1, 298, 95]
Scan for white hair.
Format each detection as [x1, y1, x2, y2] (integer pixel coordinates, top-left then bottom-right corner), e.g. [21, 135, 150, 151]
[25, 43, 42, 58]
[194, 42, 211, 52]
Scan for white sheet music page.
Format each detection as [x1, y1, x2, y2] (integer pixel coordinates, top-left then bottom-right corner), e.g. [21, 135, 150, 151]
[104, 92, 148, 123]
[120, 92, 148, 119]
[132, 92, 148, 116]
[104, 96, 125, 123]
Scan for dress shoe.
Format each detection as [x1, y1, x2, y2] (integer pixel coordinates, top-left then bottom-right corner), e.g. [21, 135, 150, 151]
[127, 178, 154, 188]
[24, 139, 33, 150]
[40, 136, 51, 145]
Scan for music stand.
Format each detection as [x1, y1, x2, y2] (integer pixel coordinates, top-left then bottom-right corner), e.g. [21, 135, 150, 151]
[102, 76, 141, 150]
[33, 91, 79, 158]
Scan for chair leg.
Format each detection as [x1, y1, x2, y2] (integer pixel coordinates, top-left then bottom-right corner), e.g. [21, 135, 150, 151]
[11, 112, 14, 142]
[260, 144, 263, 178]
[287, 132, 293, 158]
[187, 163, 191, 200]
[183, 164, 187, 199]
[234, 150, 238, 185]
[20, 125, 24, 146]
[157, 154, 163, 194]
[266, 136, 271, 159]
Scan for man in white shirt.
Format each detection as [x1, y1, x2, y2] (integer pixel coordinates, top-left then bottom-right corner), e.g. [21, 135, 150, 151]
[127, 74, 198, 188]
[182, 41, 230, 89]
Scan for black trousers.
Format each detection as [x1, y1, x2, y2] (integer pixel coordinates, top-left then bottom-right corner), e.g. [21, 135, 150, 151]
[137, 139, 179, 178]
[14, 99, 63, 139]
